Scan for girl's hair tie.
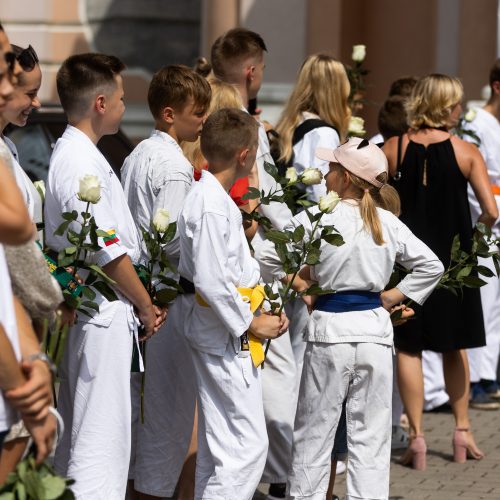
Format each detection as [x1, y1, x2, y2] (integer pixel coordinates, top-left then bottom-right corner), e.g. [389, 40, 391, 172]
[364, 188, 369, 193]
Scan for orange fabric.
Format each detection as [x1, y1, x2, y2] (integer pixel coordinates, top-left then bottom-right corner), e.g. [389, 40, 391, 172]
[229, 177, 250, 207]
[492, 184, 500, 196]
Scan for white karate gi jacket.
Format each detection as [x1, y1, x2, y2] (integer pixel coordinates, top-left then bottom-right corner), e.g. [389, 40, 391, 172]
[256, 201, 444, 345]
[45, 125, 141, 324]
[178, 170, 260, 355]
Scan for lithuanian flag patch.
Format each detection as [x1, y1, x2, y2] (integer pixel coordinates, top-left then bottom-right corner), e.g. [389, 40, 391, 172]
[104, 229, 120, 247]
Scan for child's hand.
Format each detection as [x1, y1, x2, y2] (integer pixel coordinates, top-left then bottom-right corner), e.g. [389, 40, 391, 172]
[301, 294, 317, 314]
[249, 312, 286, 340]
[390, 304, 415, 326]
[154, 305, 168, 330]
[23, 412, 57, 464]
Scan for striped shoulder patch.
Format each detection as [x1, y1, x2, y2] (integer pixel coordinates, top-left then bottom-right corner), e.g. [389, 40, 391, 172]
[104, 229, 120, 246]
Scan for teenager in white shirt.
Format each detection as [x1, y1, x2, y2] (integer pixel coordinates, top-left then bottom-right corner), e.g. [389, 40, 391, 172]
[257, 138, 443, 499]
[45, 53, 165, 499]
[178, 108, 288, 500]
[122, 65, 211, 500]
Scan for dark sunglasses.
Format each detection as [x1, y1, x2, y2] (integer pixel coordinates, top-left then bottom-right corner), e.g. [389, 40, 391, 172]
[4, 51, 16, 73]
[17, 45, 39, 72]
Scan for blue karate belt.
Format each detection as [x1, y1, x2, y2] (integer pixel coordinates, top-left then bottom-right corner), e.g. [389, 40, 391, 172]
[314, 291, 382, 313]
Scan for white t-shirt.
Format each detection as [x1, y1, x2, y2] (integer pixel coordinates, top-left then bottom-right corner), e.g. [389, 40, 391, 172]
[256, 201, 444, 345]
[0, 244, 21, 432]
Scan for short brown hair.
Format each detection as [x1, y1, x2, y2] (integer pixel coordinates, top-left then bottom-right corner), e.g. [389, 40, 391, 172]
[147, 65, 211, 121]
[489, 59, 500, 89]
[378, 95, 408, 140]
[388, 76, 418, 97]
[201, 108, 258, 163]
[211, 28, 267, 81]
[57, 53, 125, 117]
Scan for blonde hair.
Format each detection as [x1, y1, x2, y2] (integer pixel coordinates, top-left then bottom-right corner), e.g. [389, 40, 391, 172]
[337, 166, 400, 245]
[275, 54, 351, 163]
[182, 78, 243, 169]
[406, 74, 463, 130]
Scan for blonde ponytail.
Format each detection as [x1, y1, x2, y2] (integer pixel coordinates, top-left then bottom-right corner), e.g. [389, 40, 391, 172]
[343, 169, 391, 245]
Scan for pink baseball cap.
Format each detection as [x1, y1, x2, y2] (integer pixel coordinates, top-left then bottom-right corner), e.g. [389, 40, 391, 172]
[316, 137, 388, 188]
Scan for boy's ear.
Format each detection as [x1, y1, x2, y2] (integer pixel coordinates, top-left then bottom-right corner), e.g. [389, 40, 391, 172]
[161, 106, 175, 124]
[95, 94, 107, 115]
[238, 147, 250, 166]
[246, 64, 255, 82]
[492, 81, 500, 96]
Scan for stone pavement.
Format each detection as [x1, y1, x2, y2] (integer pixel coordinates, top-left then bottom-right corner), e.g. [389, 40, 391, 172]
[254, 406, 500, 499]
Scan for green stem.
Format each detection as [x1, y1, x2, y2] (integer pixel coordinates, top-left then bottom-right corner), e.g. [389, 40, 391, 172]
[71, 201, 90, 278]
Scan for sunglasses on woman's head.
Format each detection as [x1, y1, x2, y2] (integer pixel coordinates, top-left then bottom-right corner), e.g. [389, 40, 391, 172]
[17, 45, 39, 72]
[4, 51, 16, 73]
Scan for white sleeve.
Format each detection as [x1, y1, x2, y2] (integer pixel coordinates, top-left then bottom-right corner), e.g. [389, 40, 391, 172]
[192, 212, 254, 338]
[152, 165, 192, 261]
[256, 125, 293, 231]
[394, 223, 444, 305]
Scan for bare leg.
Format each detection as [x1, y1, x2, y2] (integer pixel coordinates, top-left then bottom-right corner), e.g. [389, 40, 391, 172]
[396, 350, 424, 436]
[443, 349, 483, 458]
[326, 459, 337, 499]
[176, 403, 198, 500]
[0, 437, 29, 484]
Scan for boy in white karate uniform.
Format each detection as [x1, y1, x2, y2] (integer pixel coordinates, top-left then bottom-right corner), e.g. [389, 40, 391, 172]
[466, 59, 500, 407]
[178, 108, 289, 500]
[44, 53, 165, 500]
[257, 138, 444, 499]
[211, 30, 302, 497]
[122, 65, 211, 499]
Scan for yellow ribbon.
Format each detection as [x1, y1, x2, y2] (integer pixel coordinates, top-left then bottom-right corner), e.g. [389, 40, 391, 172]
[195, 285, 266, 367]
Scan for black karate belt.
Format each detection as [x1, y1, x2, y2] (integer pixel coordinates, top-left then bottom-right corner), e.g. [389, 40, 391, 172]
[178, 276, 195, 295]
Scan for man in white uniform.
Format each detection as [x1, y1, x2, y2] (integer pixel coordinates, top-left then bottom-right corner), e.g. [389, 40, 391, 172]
[121, 65, 210, 499]
[211, 29, 302, 498]
[466, 59, 500, 409]
[178, 109, 288, 499]
[45, 53, 164, 499]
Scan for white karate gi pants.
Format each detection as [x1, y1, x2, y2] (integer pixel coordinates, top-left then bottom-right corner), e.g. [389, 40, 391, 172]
[54, 301, 135, 500]
[288, 342, 393, 500]
[422, 351, 449, 411]
[468, 256, 500, 382]
[261, 299, 309, 483]
[190, 340, 268, 500]
[129, 296, 197, 497]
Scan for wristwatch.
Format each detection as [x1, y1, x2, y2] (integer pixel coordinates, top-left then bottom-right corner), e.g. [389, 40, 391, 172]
[26, 352, 57, 377]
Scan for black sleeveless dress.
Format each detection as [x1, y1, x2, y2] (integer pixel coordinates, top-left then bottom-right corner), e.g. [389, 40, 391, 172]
[392, 137, 486, 353]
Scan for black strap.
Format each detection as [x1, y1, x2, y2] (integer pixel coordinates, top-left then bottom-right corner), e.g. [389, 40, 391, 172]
[292, 119, 338, 146]
[396, 134, 403, 171]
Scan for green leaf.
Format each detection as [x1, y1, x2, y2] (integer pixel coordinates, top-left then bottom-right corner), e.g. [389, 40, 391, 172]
[62, 210, 78, 221]
[41, 474, 67, 500]
[54, 220, 72, 237]
[80, 286, 96, 300]
[263, 161, 280, 182]
[87, 265, 116, 285]
[462, 275, 487, 288]
[292, 225, 305, 243]
[24, 470, 44, 499]
[450, 234, 461, 261]
[302, 284, 334, 296]
[64, 246, 77, 255]
[264, 229, 291, 244]
[155, 287, 178, 305]
[323, 233, 344, 246]
[162, 221, 177, 244]
[241, 187, 261, 201]
[476, 265, 495, 278]
[92, 281, 118, 302]
[81, 301, 100, 312]
[0, 493, 15, 500]
[456, 266, 472, 280]
[305, 248, 321, 265]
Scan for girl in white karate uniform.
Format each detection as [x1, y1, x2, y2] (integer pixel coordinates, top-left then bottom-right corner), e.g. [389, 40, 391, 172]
[257, 137, 444, 500]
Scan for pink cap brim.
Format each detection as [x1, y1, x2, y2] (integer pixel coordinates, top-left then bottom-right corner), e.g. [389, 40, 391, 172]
[315, 147, 338, 163]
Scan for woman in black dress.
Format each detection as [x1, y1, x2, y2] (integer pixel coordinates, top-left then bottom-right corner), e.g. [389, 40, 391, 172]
[383, 74, 498, 470]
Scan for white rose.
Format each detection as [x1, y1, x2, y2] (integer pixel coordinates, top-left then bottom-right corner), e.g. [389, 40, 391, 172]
[352, 44, 366, 63]
[77, 174, 101, 204]
[285, 167, 298, 183]
[33, 180, 45, 202]
[301, 167, 323, 186]
[152, 208, 170, 233]
[348, 116, 366, 137]
[464, 109, 477, 122]
[319, 191, 341, 214]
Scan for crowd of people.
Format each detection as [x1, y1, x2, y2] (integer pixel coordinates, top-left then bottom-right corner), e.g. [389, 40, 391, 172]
[0, 20, 499, 500]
